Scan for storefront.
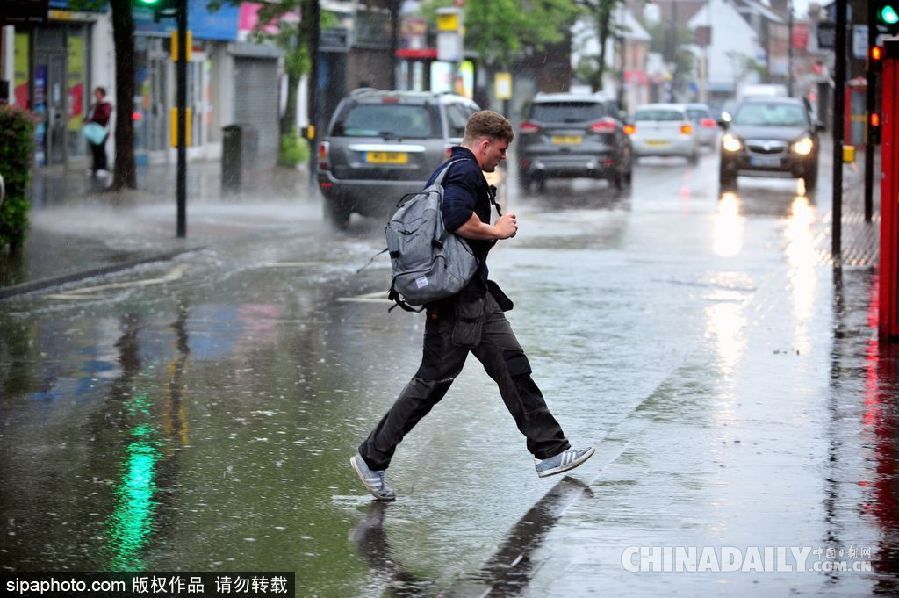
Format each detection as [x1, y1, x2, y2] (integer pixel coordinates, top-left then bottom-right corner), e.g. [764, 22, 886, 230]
[9, 2, 100, 167]
[133, 0, 241, 162]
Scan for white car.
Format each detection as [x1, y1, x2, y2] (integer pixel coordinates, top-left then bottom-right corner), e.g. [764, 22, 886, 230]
[629, 103, 701, 164]
[687, 103, 719, 148]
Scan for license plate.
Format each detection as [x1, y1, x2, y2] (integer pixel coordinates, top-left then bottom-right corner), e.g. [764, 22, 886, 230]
[751, 155, 780, 168]
[366, 151, 408, 164]
[551, 135, 582, 145]
[645, 140, 670, 147]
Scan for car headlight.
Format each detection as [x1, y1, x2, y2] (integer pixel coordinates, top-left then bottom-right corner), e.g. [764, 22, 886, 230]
[721, 133, 742, 153]
[792, 136, 814, 156]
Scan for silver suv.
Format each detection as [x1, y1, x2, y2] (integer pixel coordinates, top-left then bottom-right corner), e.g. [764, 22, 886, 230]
[317, 89, 479, 227]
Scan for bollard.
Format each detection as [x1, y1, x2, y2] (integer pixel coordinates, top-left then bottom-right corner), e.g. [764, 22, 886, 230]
[221, 125, 242, 194]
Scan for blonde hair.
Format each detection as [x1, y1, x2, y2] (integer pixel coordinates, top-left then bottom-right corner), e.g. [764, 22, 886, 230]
[463, 110, 514, 144]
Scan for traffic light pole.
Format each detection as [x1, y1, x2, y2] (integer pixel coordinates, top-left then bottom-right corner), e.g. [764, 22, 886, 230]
[832, 0, 847, 263]
[175, 0, 187, 238]
[866, 0, 877, 223]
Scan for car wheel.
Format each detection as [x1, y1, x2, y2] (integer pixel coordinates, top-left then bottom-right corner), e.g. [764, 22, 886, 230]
[324, 197, 351, 229]
[719, 160, 737, 188]
[519, 170, 532, 193]
[801, 167, 817, 193]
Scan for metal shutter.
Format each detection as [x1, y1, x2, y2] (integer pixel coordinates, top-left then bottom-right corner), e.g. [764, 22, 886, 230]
[233, 56, 279, 168]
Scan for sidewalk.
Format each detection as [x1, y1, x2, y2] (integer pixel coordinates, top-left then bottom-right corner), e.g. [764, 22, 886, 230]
[0, 160, 318, 297]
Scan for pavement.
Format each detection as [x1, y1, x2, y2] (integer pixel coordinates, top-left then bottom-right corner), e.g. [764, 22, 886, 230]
[0, 159, 317, 296]
[2, 148, 897, 596]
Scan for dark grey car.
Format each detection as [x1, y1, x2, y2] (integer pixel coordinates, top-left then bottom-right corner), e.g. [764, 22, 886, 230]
[317, 89, 478, 227]
[517, 93, 633, 193]
[718, 97, 824, 192]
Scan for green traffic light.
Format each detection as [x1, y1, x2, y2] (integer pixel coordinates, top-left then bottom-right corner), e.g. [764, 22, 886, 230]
[880, 4, 899, 25]
[136, 0, 162, 5]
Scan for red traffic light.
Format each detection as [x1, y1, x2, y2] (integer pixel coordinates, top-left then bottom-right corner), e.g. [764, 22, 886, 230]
[871, 112, 881, 128]
[871, 46, 884, 62]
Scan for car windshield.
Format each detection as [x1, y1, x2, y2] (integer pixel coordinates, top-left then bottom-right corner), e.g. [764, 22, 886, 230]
[733, 103, 806, 127]
[634, 109, 684, 121]
[332, 104, 437, 138]
[530, 102, 607, 122]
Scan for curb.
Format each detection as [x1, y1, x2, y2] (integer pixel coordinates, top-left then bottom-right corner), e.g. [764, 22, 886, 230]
[0, 248, 196, 301]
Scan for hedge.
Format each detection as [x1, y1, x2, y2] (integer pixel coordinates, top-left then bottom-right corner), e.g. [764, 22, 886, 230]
[0, 103, 37, 251]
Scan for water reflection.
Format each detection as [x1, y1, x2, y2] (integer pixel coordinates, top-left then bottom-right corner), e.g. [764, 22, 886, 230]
[468, 477, 593, 595]
[785, 195, 818, 347]
[349, 503, 428, 597]
[830, 270, 899, 591]
[706, 301, 746, 379]
[101, 305, 191, 571]
[713, 192, 744, 257]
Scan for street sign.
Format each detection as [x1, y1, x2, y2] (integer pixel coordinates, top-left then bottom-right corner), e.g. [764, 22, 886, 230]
[854, 25, 868, 58]
[436, 7, 463, 62]
[817, 21, 836, 49]
[693, 25, 711, 48]
[494, 73, 512, 100]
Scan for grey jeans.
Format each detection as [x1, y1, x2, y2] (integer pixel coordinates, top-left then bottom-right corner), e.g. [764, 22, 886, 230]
[358, 293, 571, 471]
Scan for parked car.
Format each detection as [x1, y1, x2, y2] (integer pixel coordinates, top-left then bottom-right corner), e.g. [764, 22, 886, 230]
[317, 89, 479, 227]
[718, 96, 824, 191]
[630, 103, 701, 164]
[686, 103, 718, 148]
[517, 92, 633, 192]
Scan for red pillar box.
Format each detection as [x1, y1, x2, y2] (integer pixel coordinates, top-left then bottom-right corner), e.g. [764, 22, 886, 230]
[882, 40, 899, 339]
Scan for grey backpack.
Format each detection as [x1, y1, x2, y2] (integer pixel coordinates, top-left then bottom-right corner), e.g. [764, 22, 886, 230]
[385, 159, 498, 312]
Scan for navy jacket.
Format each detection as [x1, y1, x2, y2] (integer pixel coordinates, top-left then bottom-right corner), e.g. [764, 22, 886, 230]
[426, 146, 497, 301]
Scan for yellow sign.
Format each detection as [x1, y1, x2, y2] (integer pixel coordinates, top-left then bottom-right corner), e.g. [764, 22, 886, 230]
[170, 31, 193, 62]
[437, 13, 459, 32]
[170, 108, 192, 147]
[843, 144, 855, 164]
[494, 72, 512, 100]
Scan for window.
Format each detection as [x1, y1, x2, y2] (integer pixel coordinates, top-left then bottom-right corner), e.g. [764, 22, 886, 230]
[446, 103, 470, 139]
[333, 104, 437, 138]
[733, 103, 806, 127]
[530, 102, 607, 123]
[634, 109, 685, 122]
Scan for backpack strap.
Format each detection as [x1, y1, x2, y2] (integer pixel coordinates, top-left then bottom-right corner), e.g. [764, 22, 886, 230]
[388, 284, 424, 313]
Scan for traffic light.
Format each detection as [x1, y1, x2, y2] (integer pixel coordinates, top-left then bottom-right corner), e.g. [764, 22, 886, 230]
[876, 0, 899, 33]
[134, 0, 177, 22]
[871, 45, 884, 71]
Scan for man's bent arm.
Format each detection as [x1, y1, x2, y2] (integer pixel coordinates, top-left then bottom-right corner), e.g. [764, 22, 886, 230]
[454, 211, 517, 241]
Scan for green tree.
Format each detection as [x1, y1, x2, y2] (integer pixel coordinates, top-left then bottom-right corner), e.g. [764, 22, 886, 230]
[244, 2, 335, 140]
[577, 0, 625, 93]
[424, 0, 580, 75]
[643, 20, 696, 100]
[211, 0, 335, 163]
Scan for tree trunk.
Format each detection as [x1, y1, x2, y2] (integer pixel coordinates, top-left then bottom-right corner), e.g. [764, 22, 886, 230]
[280, 73, 299, 139]
[109, 0, 136, 190]
[595, 6, 611, 92]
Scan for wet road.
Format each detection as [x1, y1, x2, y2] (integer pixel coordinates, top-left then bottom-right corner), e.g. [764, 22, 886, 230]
[2, 146, 897, 596]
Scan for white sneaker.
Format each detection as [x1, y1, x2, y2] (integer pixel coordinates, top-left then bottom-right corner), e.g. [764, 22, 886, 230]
[535, 447, 595, 478]
[350, 454, 396, 501]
